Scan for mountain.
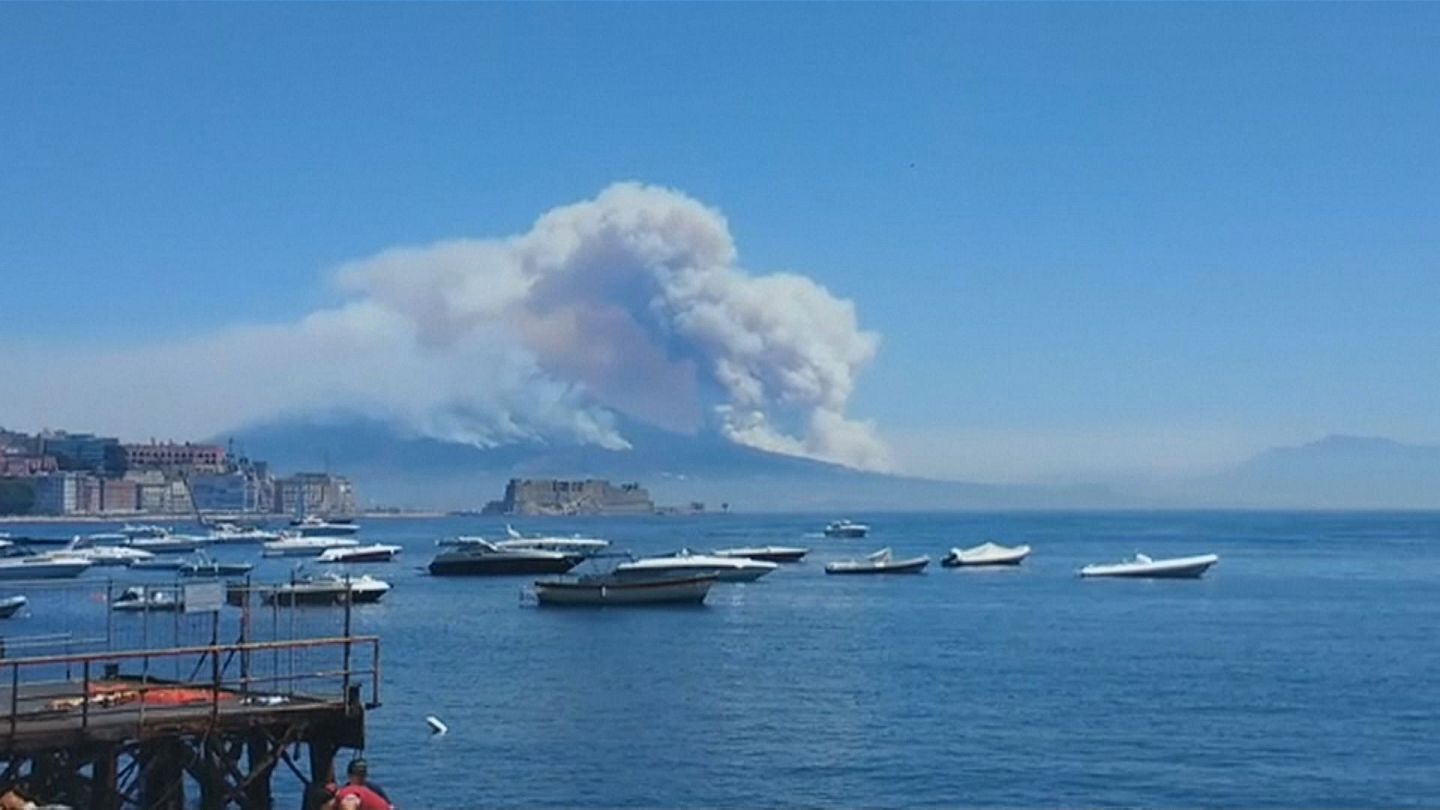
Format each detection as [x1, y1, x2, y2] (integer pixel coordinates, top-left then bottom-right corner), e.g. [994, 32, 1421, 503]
[221, 415, 1124, 512]
[1163, 435, 1440, 509]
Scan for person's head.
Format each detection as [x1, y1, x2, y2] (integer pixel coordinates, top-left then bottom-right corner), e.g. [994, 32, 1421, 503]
[346, 758, 368, 786]
[339, 795, 361, 810]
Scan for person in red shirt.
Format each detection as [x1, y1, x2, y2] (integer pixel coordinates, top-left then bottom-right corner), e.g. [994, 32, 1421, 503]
[333, 759, 393, 810]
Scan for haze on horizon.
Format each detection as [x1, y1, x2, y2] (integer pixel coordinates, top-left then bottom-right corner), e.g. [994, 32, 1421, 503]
[2, 4, 1438, 491]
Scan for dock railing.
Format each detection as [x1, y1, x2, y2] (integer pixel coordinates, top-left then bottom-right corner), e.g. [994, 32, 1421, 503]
[0, 634, 380, 748]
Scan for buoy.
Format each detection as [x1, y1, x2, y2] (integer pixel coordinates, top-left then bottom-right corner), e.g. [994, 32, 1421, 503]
[425, 715, 448, 736]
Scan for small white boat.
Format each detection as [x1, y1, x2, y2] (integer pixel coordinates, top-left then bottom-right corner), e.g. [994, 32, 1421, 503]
[823, 519, 870, 538]
[178, 551, 254, 578]
[942, 542, 1031, 568]
[712, 546, 809, 563]
[1079, 552, 1220, 579]
[111, 586, 182, 613]
[289, 516, 360, 537]
[429, 540, 580, 576]
[0, 595, 28, 618]
[615, 550, 777, 582]
[120, 524, 172, 540]
[65, 539, 156, 567]
[316, 544, 402, 564]
[491, 525, 610, 556]
[126, 532, 210, 554]
[0, 553, 93, 580]
[261, 573, 391, 606]
[825, 547, 929, 575]
[534, 573, 716, 606]
[205, 522, 282, 544]
[263, 534, 360, 557]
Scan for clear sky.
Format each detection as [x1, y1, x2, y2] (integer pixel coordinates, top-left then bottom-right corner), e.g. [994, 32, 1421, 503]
[3, 4, 1438, 483]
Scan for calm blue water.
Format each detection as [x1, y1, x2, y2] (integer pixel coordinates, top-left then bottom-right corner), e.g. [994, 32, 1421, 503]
[5, 511, 1439, 808]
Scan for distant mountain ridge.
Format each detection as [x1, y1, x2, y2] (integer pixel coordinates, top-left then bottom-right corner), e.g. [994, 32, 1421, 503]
[222, 415, 1124, 511]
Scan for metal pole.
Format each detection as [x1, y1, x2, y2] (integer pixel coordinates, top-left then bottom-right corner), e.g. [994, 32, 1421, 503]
[341, 574, 352, 700]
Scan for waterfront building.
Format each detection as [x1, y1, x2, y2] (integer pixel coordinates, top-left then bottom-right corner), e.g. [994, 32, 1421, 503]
[191, 471, 269, 513]
[31, 472, 84, 515]
[39, 432, 123, 474]
[0, 450, 58, 477]
[275, 473, 357, 516]
[124, 441, 228, 473]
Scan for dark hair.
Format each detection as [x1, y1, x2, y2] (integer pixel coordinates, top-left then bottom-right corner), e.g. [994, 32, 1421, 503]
[347, 758, 368, 775]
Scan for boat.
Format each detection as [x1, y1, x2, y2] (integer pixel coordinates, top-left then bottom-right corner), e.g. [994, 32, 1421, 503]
[125, 531, 210, 554]
[941, 542, 1031, 567]
[429, 540, 580, 576]
[289, 516, 360, 538]
[490, 525, 610, 556]
[825, 548, 929, 575]
[120, 524, 172, 540]
[111, 586, 182, 612]
[1079, 553, 1220, 579]
[534, 572, 716, 606]
[316, 544, 402, 564]
[204, 522, 282, 544]
[0, 595, 28, 618]
[260, 573, 391, 606]
[65, 540, 156, 567]
[0, 553, 93, 580]
[614, 550, 777, 582]
[712, 546, 810, 563]
[129, 557, 188, 571]
[262, 534, 360, 557]
[178, 552, 254, 578]
[823, 519, 870, 538]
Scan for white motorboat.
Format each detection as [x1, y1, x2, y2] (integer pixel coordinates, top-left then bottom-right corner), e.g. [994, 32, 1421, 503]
[429, 540, 580, 576]
[66, 542, 156, 567]
[0, 553, 93, 580]
[260, 573, 391, 606]
[316, 544, 402, 564]
[615, 550, 777, 582]
[823, 519, 870, 538]
[825, 547, 929, 575]
[1079, 552, 1219, 579]
[491, 525, 610, 556]
[205, 522, 282, 544]
[0, 595, 28, 618]
[178, 551, 254, 578]
[263, 534, 360, 557]
[289, 516, 360, 538]
[534, 573, 716, 606]
[712, 546, 809, 563]
[125, 531, 210, 554]
[941, 542, 1031, 568]
[120, 524, 172, 540]
[111, 586, 182, 613]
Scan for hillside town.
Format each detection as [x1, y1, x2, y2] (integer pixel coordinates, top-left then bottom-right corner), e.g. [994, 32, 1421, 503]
[0, 428, 355, 516]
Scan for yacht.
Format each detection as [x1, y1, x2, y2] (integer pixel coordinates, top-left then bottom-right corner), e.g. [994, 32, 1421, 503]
[178, 551, 254, 578]
[289, 516, 360, 538]
[111, 586, 182, 613]
[0, 595, 27, 618]
[205, 522, 282, 544]
[260, 573, 391, 606]
[1079, 553, 1219, 579]
[712, 546, 809, 563]
[534, 572, 716, 607]
[65, 541, 156, 567]
[120, 524, 172, 540]
[262, 534, 360, 558]
[823, 519, 870, 538]
[0, 553, 93, 580]
[316, 544, 402, 564]
[941, 542, 1031, 568]
[825, 548, 929, 575]
[490, 525, 610, 556]
[429, 539, 580, 576]
[124, 531, 210, 554]
[615, 550, 777, 583]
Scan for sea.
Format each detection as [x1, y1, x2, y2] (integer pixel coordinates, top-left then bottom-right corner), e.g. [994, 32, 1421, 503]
[3, 511, 1438, 808]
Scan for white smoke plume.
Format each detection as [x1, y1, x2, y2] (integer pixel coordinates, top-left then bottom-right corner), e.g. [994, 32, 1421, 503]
[2, 183, 891, 471]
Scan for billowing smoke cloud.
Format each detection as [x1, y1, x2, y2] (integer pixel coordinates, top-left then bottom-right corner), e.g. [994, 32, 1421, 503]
[2, 183, 891, 470]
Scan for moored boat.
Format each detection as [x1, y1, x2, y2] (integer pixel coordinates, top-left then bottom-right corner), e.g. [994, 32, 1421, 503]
[1079, 553, 1219, 579]
[316, 544, 402, 564]
[941, 542, 1031, 568]
[178, 551, 254, 578]
[260, 573, 391, 606]
[823, 519, 870, 538]
[0, 595, 28, 618]
[129, 557, 187, 571]
[111, 586, 182, 613]
[205, 522, 282, 544]
[65, 540, 157, 567]
[289, 516, 360, 538]
[429, 540, 580, 576]
[534, 573, 716, 607]
[0, 553, 94, 580]
[491, 526, 610, 556]
[712, 546, 809, 563]
[126, 531, 210, 554]
[615, 550, 777, 582]
[263, 534, 360, 557]
[825, 548, 929, 575]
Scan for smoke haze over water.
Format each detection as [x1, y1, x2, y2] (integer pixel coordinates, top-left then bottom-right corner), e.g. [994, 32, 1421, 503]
[4, 183, 891, 471]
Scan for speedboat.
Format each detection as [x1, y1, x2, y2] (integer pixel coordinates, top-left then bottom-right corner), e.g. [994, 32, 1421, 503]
[534, 572, 716, 607]
[260, 573, 391, 606]
[0, 595, 28, 618]
[129, 557, 187, 571]
[825, 548, 929, 575]
[429, 540, 580, 576]
[125, 531, 210, 554]
[65, 540, 156, 567]
[712, 546, 809, 563]
[1079, 553, 1219, 579]
[615, 549, 777, 583]
[941, 542, 1031, 568]
[263, 534, 360, 557]
[823, 519, 870, 538]
[178, 551, 254, 578]
[120, 524, 172, 540]
[316, 544, 402, 564]
[205, 522, 282, 544]
[111, 586, 182, 613]
[289, 516, 360, 538]
[491, 525, 610, 556]
[0, 553, 93, 580]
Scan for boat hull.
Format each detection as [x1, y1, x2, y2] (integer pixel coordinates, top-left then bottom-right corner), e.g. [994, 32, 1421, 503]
[535, 575, 715, 606]
[1079, 554, 1219, 579]
[713, 547, 809, 563]
[0, 560, 93, 580]
[825, 557, 929, 575]
[941, 546, 1031, 567]
[429, 555, 579, 576]
[823, 528, 868, 538]
[318, 545, 401, 564]
[262, 584, 390, 606]
[0, 596, 28, 618]
[179, 565, 254, 578]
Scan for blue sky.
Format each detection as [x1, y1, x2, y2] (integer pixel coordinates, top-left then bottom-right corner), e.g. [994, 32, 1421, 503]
[3, 4, 1438, 482]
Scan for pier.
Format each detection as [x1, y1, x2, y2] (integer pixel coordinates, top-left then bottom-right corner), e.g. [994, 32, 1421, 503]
[0, 580, 380, 809]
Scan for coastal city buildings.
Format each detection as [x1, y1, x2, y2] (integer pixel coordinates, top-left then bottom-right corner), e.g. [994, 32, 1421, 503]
[0, 428, 356, 517]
